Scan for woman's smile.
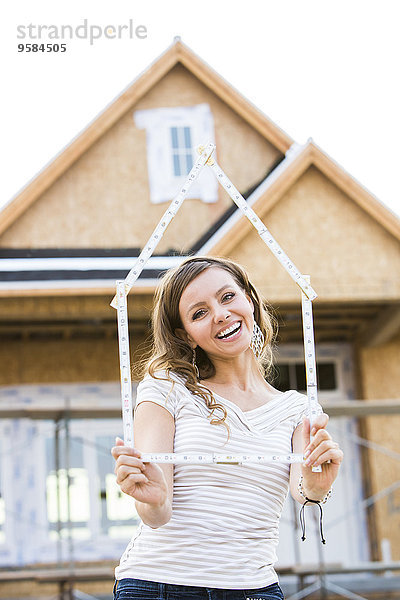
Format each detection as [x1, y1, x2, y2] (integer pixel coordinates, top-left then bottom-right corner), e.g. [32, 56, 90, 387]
[215, 320, 242, 341]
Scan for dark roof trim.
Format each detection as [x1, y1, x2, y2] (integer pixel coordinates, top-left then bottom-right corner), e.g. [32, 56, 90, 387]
[0, 248, 182, 259]
[0, 269, 167, 282]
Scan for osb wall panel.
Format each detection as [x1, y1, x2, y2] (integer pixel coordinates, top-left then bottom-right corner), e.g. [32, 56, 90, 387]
[0, 333, 150, 385]
[0, 294, 153, 321]
[359, 335, 400, 559]
[231, 166, 400, 303]
[0, 64, 282, 251]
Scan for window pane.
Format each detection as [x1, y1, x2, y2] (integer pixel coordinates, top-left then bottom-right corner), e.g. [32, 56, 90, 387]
[295, 364, 306, 391]
[170, 127, 193, 177]
[46, 468, 90, 523]
[96, 434, 139, 537]
[318, 363, 337, 390]
[185, 152, 193, 173]
[183, 127, 192, 148]
[173, 153, 181, 176]
[46, 433, 84, 469]
[273, 364, 290, 392]
[294, 362, 337, 391]
[45, 434, 90, 540]
[171, 127, 179, 149]
[106, 474, 136, 521]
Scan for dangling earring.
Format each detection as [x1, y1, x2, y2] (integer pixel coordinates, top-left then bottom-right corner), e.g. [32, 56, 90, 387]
[250, 321, 264, 359]
[192, 347, 200, 380]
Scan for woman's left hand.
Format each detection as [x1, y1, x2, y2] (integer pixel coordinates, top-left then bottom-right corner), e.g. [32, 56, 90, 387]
[300, 413, 343, 500]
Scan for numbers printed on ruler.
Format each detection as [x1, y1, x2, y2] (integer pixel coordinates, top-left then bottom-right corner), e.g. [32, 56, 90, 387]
[117, 280, 134, 447]
[140, 452, 305, 465]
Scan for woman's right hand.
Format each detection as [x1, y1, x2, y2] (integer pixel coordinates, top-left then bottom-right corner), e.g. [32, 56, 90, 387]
[111, 437, 169, 507]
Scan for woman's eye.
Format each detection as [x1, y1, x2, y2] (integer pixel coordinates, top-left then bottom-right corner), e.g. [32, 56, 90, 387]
[192, 309, 206, 320]
[191, 293, 234, 319]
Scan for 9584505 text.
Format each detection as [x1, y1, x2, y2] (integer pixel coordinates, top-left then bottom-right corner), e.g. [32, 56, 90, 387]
[18, 43, 67, 52]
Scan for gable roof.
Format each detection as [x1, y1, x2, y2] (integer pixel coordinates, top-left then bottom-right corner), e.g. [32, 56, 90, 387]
[0, 38, 293, 238]
[198, 139, 400, 256]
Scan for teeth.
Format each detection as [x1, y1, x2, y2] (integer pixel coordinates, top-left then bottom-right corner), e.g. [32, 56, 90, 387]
[217, 322, 241, 339]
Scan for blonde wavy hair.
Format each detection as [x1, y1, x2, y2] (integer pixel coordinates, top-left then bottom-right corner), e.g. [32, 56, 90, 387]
[136, 256, 277, 432]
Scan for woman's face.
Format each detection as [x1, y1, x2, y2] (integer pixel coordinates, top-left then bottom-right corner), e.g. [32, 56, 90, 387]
[177, 267, 254, 359]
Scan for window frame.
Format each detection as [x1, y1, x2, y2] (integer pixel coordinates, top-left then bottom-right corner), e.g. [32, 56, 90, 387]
[134, 103, 218, 204]
[274, 342, 350, 400]
[37, 418, 140, 563]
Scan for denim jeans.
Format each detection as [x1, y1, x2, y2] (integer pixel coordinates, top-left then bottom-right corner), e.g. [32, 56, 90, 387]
[113, 578, 285, 600]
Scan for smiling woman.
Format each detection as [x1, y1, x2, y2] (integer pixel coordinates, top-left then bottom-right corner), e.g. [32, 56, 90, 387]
[151, 257, 276, 374]
[111, 256, 343, 600]
[143, 257, 278, 425]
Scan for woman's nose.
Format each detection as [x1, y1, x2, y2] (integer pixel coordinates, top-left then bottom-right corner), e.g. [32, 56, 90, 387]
[213, 306, 230, 323]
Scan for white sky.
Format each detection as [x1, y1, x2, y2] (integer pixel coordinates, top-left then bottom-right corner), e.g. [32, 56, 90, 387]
[2, 0, 400, 219]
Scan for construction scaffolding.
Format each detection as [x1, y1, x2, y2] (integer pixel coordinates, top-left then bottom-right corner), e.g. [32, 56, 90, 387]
[0, 397, 399, 600]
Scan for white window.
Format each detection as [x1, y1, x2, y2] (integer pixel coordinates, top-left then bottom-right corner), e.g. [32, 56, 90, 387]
[134, 104, 218, 204]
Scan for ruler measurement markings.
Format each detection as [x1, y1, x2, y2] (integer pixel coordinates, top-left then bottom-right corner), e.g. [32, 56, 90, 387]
[116, 280, 134, 448]
[140, 453, 305, 464]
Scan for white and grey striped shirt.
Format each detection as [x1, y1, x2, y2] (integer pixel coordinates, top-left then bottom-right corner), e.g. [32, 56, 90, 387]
[115, 372, 312, 589]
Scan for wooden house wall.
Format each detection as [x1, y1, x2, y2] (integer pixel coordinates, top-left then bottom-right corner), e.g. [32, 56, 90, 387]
[359, 335, 400, 560]
[0, 331, 152, 386]
[0, 337, 119, 385]
[0, 294, 151, 385]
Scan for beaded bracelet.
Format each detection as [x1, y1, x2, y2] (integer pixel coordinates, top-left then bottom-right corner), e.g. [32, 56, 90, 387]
[298, 475, 332, 504]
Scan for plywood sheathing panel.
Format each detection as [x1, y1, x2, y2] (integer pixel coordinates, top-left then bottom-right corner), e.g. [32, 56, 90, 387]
[0, 331, 150, 386]
[0, 64, 282, 252]
[359, 335, 400, 560]
[230, 166, 400, 303]
[0, 294, 153, 321]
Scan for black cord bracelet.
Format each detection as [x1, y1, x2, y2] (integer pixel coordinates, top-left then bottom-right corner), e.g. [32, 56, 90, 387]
[297, 476, 332, 544]
[299, 498, 326, 544]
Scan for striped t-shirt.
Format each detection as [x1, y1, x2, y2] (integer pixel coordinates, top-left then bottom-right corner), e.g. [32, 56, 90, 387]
[115, 372, 313, 589]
